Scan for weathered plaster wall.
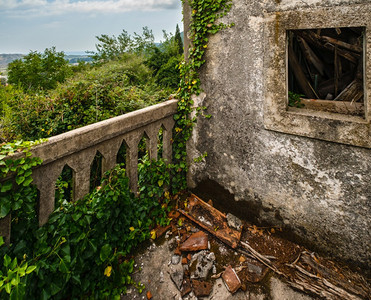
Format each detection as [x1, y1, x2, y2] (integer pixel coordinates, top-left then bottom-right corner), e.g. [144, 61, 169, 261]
[186, 0, 371, 268]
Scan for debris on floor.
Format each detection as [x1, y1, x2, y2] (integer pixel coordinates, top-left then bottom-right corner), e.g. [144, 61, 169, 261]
[222, 265, 241, 294]
[179, 194, 242, 248]
[125, 193, 370, 300]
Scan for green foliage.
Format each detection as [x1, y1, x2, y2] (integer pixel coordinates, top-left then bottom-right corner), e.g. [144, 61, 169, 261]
[0, 157, 171, 299]
[0, 237, 37, 300]
[1, 55, 170, 142]
[288, 91, 304, 108]
[0, 140, 44, 219]
[90, 27, 156, 62]
[7, 47, 72, 92]
[175, 24, 184, 55]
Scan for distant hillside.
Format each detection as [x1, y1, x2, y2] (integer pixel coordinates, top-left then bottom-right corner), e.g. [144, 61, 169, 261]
[0, 54, 24, 68]
[0, 53, 93, 70]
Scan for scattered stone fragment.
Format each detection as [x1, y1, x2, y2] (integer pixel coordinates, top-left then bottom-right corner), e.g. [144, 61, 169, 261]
[159, 271, 164, 283]
[191, 280, 213, 297]
[239, 255, 246, 263]
[146, 290, 153, 299]
[226, 213, 243, 231]
[246, 260, 269, 283]
[180, 277, 192, 297]
[172, 254, 180, 265]
[179, 231, 208, 252]
[222, 265, 242, 294]
[170, 265, 184, 291]
[192, 251, 216, 280]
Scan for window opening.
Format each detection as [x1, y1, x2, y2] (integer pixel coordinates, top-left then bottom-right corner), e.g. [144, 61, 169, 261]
[287, 27, 365, 117]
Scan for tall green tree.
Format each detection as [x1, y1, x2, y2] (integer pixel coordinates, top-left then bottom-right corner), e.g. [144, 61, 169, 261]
[174, 24, 183, 55]
[7, 47, 71, 91]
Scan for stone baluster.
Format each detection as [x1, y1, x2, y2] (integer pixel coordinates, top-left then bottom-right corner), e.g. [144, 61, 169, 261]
[125, 131, 142, 195]
[146, 124, 161, 161]
[33, 161, 65, 226]
[162, 117, 175, 162]
[69, 149, 96, 201]
[99, 137, 122, 174]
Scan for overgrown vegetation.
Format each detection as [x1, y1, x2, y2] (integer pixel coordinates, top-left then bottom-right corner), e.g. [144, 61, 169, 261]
[0, 0, 235, 298]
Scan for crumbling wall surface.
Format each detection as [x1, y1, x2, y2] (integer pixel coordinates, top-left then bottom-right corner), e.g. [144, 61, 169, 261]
[186, 0, 371, 268]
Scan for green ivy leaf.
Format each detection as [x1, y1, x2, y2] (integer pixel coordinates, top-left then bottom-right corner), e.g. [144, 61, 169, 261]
[1, 181, 12, 193]
[99, 244, 112, 262]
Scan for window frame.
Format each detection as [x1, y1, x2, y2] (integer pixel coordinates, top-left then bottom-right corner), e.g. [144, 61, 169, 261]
[263, 5, 370, 148]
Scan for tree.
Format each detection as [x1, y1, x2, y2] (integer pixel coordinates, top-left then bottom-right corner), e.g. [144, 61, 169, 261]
[174, 24, 183, 55]
[90, 27, 156, 62]
[7, 47, 71, 91]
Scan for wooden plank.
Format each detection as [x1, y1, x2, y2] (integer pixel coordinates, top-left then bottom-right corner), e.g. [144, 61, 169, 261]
[179, 193, 242, 248]
[334, 79, 363, 102]
[288, 45, 317, 99]
[298, 37, 325, 76]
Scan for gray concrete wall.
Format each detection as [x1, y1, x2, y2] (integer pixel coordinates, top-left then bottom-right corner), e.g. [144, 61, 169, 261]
[186, 0, 370, 268]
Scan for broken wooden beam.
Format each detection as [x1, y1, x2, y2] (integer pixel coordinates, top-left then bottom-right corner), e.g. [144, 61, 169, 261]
[178, 194, 242, 248]
[288, 45, 317, 99]
[334, 79, 363, 102]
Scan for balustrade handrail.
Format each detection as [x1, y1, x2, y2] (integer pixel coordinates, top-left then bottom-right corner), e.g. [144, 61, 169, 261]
[0, 99, 178, 243]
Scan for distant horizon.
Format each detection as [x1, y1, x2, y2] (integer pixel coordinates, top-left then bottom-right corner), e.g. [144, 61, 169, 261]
[0, 0, 183, 53]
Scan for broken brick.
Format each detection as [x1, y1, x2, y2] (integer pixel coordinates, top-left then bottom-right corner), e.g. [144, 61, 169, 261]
[192, 280, 213, 297]
[154, 224, 171, 238]
[146, 291, 153, 299]
[174, 247, 181, 256]
[187, 253, 192, 261]
[182, 257, 188, 265]
[169, 210, 180, 219]
[222, 265, 241, 294]
[181, 277, 192, 297]
[179, 231, 208, 252]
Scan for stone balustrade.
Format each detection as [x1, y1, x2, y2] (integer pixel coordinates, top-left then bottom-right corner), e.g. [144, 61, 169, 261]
[0, 99, 178, 243]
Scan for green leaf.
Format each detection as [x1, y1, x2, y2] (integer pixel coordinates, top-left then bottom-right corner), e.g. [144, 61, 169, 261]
[4, 254, 11, 267]
[0, 236, 4, 247]
[22, 177, 33, 186]
[158, 180, 163, 187]
[59, 259, 69, 273]
[99, 244, 112, 262]
[1, 181, 12, 193]
[15, 176, 25, 185]
[5, 282, 11, 294]
[25, 265, 36, 274]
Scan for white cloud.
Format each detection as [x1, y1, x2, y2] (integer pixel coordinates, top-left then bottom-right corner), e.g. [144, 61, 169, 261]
[0, 0, 180, 16]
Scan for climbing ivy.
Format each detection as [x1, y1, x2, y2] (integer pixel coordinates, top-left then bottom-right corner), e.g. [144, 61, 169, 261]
[172, 0, 234, 190]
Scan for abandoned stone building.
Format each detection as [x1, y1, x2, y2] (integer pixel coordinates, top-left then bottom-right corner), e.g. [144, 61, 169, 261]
[185, 0, 370, 269]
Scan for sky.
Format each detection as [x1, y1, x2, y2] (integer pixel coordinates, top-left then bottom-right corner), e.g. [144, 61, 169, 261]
[0, 0, 183, 54]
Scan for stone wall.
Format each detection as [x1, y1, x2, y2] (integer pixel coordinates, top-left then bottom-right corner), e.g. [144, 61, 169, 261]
[186, 0, 370, 268]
